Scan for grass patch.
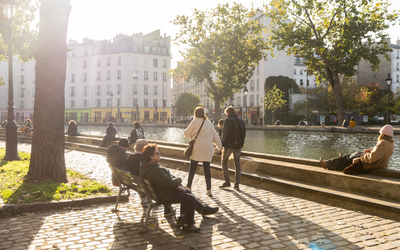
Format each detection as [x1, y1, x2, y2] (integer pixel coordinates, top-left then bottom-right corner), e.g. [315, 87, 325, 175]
[0, 148, 113, 204]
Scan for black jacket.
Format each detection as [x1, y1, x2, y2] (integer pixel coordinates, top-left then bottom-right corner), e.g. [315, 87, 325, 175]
[106, 145, 127, 170]
[130, 127, 144, 144]
[126, 153, 144, 175]
[221, 114, 246, 149]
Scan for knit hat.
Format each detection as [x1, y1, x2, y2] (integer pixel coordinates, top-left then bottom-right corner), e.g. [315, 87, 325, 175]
[118, 138, 129, 148]
[379, 125, 394, 137]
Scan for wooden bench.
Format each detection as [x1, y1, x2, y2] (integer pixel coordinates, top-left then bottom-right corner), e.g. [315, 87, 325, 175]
[108, 165, 177, 228]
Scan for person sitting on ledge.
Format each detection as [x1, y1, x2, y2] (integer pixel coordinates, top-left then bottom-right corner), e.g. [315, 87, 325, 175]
[349, 117, 356, 127]
[140, 144, 219, 232]
[100, 122, 117, 147]
[320, 125, 395, 174]
[67, 120, 79, 136]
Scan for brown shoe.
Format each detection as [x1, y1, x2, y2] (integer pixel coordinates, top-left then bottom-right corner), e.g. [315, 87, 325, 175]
[319, 157, 327, 169]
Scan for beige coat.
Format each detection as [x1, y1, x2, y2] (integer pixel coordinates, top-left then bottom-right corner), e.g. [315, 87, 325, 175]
[184, 118, 222, 162]
[358, 139, 394, 170]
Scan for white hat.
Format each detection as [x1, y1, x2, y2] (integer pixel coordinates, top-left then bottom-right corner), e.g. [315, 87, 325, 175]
[379, 125, 394, 137]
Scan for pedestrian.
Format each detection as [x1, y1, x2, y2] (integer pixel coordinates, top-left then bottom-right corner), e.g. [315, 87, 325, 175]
[298, 119, 306, 126]
[184, 107, 222, 197]
[217, 119, 224, 139]
[275, 120, 281, 125]
[67, 120, 79, 136]
[342, 119, 349, 127]
[219, 106, 246, 190]
[320, 125, 395, 174]
[140, 144, 219, 232]
[349, 117, 356, 127]
[100, 122, 117, 147]
[129, 121, 145, 145]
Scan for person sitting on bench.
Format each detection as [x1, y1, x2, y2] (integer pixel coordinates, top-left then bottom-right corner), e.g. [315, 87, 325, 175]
[140, 144, 219, 232]
[107, 139, 129, 173]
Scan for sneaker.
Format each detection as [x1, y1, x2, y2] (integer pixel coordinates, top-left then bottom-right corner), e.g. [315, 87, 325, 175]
[319, 157, 327, 169]
[206, 190, 212, 197]
[177, 217, 185, 227]
[164, 207, 176, 217]
[234, 184, 240, 191]
[183, 224, 200, 233]
[218, 182, 230, 188]
[202, 206, 219, 216]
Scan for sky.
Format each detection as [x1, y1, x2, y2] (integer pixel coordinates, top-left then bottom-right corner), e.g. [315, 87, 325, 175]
[67, 0, 400, 69]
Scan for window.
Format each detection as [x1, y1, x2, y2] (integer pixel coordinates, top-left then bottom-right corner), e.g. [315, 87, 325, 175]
[144, 99, 148, 107]
[71, 48, 75, 57]
[83, 73, 87, 82]
[84, 47, 88, 56]
[96, 85, 101, 95]
[144, 71, 148, 80]
[96, 99, 101, 107]
[84, 86, 88, 96]
[117, 98, 120, 107]
[294, 69, 296, 74]
[133, 70, 138, 80]
[153, 58, 158, 67]
[117, 70, 121, 79]
[117, 84, 121, 94]
[397, 75, 399, 83]
[118, 56, 122, 66]
[144, 85, 149, 95]
[107, 71, 111, 80]
[133, 98, 137, 106]
[107, 57, 111, 66]
[21, 75, 24, 84]
[250, 95, 254, 106]
[257, 79, 259, 90]
[397, 62, 399, 71]
[71, 73, 75, 82]
[153, 99, 157, 107]
[153, 86, 158, 95]
[144, 46, 149, 53]
[237, 96, 241, 106]
[397, 51, 399, 59]
[133, 45, 138, 52]
[144, 111, 150, 121]
[162, 48, 167, 54]
[133, 84, 138, 94]
[153, 72, 158, 81]
[163, 72, 167, 81]
[83, 99, 88, 107]
[133, 57, 138, 65]
[20, 100, 25, 108]
[70, 100, 75, 108]
[163, 86, 167, 96]
[250, 80, 254, 90]
[71, 61, 75, 69]
[144, 58, 149, 66]
[163, 59, 167, 68]
[300, 79, 304, 85]
[20, 88, 25, 97]
[257, 65, 259, 74]
[300, 69, 303, 75]
[83, 59, 87, 68]
[107, 85, 111, 94]
[70, 87, 75, 97]
[97, 71, 101, 81]
[257, 94, 259, 106]
[163, 100, 167, 108]
[97, 58, 101, 67]
[107, 99, 110, 107]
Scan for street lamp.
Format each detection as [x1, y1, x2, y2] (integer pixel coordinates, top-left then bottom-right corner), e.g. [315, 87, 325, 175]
[110, 92, 113, 121]
[244, 87, 248, 124]
[2, 0, 20, 161]
[386, 73, 392, 124]
[306, 70, 309, 126]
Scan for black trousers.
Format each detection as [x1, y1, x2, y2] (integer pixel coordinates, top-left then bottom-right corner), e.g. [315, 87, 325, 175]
[163, 190, 204, 225]
[187, 160, 211, 190]
[326, 151, 364, 171]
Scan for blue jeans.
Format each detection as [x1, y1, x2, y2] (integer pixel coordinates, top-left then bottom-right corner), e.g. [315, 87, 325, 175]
[221, 148, 242, 185]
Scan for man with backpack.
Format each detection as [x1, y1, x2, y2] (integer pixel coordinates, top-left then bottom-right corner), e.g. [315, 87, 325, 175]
[130, 121, 145, 145]
[219, 106, 246, 190]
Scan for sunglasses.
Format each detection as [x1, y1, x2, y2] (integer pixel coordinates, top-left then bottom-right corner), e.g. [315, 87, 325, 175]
[155, 152, 161, 156]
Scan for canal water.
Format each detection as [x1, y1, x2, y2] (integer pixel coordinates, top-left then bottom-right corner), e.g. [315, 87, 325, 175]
[70, 125, 400, 170]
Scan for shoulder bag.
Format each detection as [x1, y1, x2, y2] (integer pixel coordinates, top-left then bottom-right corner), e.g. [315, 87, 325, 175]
[183, 119, 205, 158]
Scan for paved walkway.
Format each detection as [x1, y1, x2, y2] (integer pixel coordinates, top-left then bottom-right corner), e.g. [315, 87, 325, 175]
[1, 143, 400, 249]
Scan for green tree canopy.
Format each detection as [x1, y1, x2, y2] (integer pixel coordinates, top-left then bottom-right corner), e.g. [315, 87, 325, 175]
[265, 0, 399, 125]
[175, 92, 201, 118]
[172, 3, 269, 120]
[265, 85, 287, 124]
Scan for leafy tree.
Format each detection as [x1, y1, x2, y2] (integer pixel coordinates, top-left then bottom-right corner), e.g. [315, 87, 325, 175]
[172, 3, 269, 120]
[265, 85, 287, 125]
[265, 0, 399, 125]
[26, 0, 71, 182]
[175, 92, 201, 118]
[0, 0, 38, 62]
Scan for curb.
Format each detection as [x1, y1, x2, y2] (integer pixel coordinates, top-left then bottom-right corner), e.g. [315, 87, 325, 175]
[0, 194, 128, 217]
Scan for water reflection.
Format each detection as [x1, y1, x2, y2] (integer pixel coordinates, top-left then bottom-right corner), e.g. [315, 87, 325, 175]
[69, 125, 399, 170]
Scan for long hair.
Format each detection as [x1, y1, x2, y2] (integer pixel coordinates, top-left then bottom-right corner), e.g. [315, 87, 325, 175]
[133, 121, 141, 128]
[69, 120, 76, 125]
[142, 144, 157, 162]
[194, 106, 207, 120]
[378, 134, 392, 141]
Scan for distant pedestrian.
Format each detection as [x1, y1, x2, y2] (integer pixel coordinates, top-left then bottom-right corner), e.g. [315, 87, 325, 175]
[184, 107, 222, 197]
[1, 121, 6, 129]
[67, 120, 79, 136]
[217, 119, 224, 139]
[275, 120, 281, 125]
[349, 117, 356, 127]
[298, 119, 306, 126]
[342, 119, 349, 127]
[219, 106, 246, 190]
[129, 121, 145, 145]
[100, 122, 117, 147]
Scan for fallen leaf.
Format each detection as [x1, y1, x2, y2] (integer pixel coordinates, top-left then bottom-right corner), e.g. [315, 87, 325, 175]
[177, 235, 185, 240]
[262, 228, 270, 234]
[337, 222, 346, 225]
[236, 226, 242, 230]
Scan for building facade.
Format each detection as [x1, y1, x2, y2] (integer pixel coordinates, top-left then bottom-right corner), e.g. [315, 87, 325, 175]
[0, 30, 172, 124]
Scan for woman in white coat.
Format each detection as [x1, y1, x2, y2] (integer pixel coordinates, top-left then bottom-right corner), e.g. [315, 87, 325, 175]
[184, 107, 222, 196]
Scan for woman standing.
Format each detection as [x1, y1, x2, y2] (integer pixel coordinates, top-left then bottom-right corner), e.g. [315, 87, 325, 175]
[184, 107, 222, 196]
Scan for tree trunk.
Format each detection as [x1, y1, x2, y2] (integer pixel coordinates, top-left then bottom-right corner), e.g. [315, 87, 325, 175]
[214, 99, 221, 121]
[26, 0, 71, 182]
[328, 71, 345, 125]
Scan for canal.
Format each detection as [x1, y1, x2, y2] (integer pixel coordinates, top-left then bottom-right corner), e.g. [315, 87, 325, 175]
[69, 125, 400, 170]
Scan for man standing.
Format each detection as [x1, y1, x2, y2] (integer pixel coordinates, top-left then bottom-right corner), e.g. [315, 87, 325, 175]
[219, 106, 246, 190]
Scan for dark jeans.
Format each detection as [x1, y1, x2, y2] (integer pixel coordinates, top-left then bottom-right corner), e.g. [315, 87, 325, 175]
[163, 190, 205, 225]
[326, 151, 364, 171]
[187, 160, 211, 190]
[101, 135, 115, 146]
[221, 148, 242, 184]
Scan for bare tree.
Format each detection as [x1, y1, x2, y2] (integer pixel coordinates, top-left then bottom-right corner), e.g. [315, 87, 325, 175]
[26, 0, 71, 182]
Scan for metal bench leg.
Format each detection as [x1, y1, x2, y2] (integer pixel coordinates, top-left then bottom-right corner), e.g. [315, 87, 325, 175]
[168, 204, 178, 223]
[113, 188, 123, 211]
[144, 204, 152, 228]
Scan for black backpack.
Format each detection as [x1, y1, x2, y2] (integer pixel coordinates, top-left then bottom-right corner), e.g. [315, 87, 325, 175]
[231, 118, 245, 148]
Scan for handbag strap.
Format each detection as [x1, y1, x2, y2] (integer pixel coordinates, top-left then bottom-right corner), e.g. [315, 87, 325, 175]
[194, 119, 205, 139]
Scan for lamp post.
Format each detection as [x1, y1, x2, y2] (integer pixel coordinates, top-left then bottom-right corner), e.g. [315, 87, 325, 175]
[306, 70, 309, 126]
[3, 0, 20, 161]
[244, 87, 248, 124]
[386, 74, 392, 124]
[110, 92, 113, 121]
